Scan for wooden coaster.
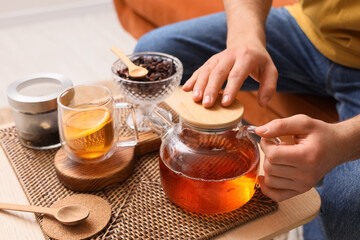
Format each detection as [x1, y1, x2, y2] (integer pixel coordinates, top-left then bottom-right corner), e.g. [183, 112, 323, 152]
[54, 131, 161, 192]
[42, 194, 111, 240]
[54, 147, 135, 192]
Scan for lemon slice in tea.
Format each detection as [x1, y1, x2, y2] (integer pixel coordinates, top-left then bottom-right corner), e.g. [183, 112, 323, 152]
[64, 107, 111, 140]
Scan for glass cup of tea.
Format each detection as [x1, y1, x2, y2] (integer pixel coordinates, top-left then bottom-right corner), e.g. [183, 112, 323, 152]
[57, 84, 138, 164]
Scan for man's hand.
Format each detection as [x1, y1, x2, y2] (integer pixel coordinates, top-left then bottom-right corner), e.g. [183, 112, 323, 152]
[182, 0, 277, 108]
[182, 41, 277, 108]
[255, 114, 360, 202]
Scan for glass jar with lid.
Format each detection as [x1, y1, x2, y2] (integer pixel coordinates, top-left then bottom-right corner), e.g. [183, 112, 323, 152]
[7, 73, 73, 149]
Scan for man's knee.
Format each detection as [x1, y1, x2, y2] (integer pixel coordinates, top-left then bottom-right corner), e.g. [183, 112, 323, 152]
[135, 28, 177, 53]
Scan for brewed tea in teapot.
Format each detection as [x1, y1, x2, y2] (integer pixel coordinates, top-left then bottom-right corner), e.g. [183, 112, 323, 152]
[149, 93, 261, 214]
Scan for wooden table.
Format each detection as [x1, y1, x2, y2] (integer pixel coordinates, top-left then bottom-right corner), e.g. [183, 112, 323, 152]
[0, 83, 321, 240]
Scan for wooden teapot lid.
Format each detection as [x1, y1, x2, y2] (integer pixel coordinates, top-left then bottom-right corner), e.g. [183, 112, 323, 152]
[178, 92, 244, 129]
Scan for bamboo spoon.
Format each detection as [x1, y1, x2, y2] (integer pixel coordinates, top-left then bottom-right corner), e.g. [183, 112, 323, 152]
[111, 46, 149, 78]
[0, 203, 90, 226]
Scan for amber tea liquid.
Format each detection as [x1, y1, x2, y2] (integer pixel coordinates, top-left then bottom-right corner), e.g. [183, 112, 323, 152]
[159, 129, 259, 214]
[62, 106, 115, 162]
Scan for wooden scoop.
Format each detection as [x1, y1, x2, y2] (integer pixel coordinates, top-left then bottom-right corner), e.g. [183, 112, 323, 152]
[0, 202, 89, 226]
[111, 46, 149, 78]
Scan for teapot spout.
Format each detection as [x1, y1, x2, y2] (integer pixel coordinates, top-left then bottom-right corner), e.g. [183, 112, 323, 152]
[144, 107, 173, 136]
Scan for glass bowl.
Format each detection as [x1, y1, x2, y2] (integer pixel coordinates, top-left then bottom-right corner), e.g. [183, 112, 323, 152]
[112, 52, 183, 131]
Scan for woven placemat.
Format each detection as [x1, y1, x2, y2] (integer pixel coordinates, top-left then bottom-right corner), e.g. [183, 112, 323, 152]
[0, 104, 278, 240]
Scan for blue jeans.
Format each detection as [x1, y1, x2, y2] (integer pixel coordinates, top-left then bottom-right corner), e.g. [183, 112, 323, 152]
[135, 8, 360, 240]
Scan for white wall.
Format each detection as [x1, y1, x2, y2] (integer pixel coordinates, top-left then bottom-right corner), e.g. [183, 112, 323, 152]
[0, 0, 137, 108]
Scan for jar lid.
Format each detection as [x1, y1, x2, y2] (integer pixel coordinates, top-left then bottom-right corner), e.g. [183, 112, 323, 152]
[178, 91, 244, 129]
[7, 73, 73, 113]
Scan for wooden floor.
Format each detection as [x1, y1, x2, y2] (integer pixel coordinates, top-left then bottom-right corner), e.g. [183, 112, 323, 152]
[0, 0, 137, 108]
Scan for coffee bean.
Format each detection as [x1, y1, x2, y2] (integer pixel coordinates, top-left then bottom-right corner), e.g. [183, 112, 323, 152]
[117, 56, 176, 81]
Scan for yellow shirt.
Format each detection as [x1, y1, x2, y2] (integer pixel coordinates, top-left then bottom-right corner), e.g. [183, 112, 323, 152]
[286, 0, 360, 69]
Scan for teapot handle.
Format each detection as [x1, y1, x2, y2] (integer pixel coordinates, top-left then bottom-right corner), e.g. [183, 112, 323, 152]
[242, 125, 281, 145]
[242, 125, 281, 190]
[144, 107, 173, 136]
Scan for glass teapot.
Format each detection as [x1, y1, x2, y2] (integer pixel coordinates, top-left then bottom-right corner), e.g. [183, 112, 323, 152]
[147, 93, 272, 215]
